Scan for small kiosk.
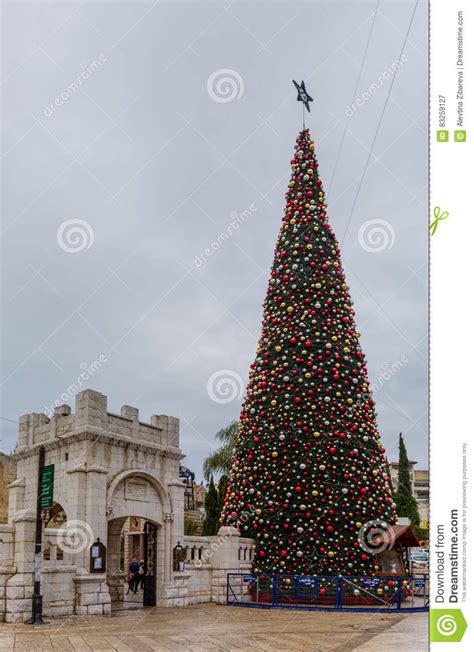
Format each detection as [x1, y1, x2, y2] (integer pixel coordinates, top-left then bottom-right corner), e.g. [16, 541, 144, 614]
[374, 524, 421, 576]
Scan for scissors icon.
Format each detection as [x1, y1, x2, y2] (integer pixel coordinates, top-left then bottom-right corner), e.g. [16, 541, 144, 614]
[430, 206, 449, 236]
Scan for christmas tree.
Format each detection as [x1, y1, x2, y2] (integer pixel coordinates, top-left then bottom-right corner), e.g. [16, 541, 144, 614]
[221, 128, 397, 577]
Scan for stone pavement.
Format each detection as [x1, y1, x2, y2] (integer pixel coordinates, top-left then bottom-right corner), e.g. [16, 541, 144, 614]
[0, 603, 428, 651]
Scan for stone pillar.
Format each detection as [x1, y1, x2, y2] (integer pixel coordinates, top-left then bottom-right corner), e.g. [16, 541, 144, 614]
[163, 513, 173, 582]
[65, 465, 108, 572]
[151, 415, 180, 447]
[74, 571, 111, 615]
[17, 415, 29, 451]
[121, 406, 140, 439]
[168, 480, 185, 552]
[210, 526, 241, 604]
[4, 509, 36, 622]
[106, 518, 126, 604]
[7, 478, 25, 524]
[0, 526, 15, 622]
[75, 389, 107, 430]
[84, 466, 109, 548]
[64, 466, 87, 567]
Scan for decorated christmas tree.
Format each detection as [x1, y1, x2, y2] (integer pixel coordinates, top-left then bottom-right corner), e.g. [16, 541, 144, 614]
[221, 127, 397, 577]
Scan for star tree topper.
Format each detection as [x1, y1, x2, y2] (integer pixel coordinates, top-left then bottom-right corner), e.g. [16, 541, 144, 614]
[292, 79, 313, 112]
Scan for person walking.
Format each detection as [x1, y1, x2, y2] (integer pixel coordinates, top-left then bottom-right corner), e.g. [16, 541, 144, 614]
[126, 573, 135, 595]
[128, 558, 140, 594]
[137, 560, 145, 591]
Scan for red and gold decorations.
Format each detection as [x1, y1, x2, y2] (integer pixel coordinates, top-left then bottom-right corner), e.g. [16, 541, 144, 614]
[221, 129, 397, 576]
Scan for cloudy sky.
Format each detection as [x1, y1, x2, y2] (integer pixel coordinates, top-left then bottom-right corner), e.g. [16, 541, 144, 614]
[1, 0, 428, 478]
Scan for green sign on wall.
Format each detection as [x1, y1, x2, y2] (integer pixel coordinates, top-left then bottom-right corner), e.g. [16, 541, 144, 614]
[40, 464, 54, 509]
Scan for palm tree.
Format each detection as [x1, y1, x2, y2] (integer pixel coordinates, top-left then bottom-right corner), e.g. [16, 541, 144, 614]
[203, 421, 239, 482]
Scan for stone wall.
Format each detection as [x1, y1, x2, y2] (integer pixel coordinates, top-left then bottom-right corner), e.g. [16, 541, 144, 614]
[183, 530, 254, 605]
[0, 453, 16, 524]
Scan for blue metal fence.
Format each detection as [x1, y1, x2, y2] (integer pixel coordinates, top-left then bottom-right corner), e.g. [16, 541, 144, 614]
[226, 573, 429, 612]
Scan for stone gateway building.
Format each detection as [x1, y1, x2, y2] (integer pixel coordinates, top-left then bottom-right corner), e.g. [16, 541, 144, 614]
[0, 390, 253, 622]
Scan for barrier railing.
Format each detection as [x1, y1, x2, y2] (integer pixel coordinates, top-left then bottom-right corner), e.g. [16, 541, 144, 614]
[226, 573, 429, 612]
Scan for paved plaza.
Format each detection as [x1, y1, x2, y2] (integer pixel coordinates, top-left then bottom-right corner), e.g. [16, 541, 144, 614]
[0, 603, 428, 651]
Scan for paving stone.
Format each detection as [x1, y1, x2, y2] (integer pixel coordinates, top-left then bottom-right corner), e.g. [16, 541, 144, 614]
[0, 603, 427, 651]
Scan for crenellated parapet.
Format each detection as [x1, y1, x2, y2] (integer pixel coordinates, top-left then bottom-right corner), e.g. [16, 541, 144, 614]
[15, 389, 181, 458]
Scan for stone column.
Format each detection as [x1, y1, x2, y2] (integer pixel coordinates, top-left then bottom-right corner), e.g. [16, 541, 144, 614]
[210, 526, 242, 604]
[4, 509, 36, 622]
[163, 513, 173, 582]
[7, 478, 25, 524]
[75, 389, 107, 431]
[167, 480, 185, 551]
[0, 525, 15, 621]
[66, 463, 111, 615]
[106, 518, 126, 604]
[84, 466, 109, 550]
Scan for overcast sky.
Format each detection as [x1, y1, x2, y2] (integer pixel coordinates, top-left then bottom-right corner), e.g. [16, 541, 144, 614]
[1, 0, 428, 478]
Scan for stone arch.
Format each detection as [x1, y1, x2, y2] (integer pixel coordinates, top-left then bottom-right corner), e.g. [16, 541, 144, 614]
[106, 470, 174, 606]
[107, 469, 172, 518]
[107, 514, 164, 606]
[45, 500, 67, 528]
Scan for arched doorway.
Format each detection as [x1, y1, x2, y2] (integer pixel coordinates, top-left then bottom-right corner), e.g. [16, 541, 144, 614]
[106, 469, 174, 609]
[107, 515, 161, 609]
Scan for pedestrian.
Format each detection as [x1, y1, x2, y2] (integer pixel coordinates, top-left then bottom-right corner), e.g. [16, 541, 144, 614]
[137, 559, 145, 590]
[126, 573, 135, 595]
[129, 557, 140, 594]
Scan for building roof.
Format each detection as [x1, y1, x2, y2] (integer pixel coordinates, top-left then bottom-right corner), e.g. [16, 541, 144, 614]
[389, 460, 418, 467]
[373, 524, 421, 549]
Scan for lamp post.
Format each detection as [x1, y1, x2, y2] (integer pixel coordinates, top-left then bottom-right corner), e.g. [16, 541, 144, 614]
[27, 445, 46, 624]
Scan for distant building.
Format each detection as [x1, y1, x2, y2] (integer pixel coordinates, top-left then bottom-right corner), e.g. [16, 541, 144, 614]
[389, 460, 429, 528]
[193, 483, 207, 510]
[184, 482, 207, 534]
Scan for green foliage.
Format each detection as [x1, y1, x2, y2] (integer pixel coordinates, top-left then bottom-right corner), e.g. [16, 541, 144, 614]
[217, 474, 229, 517]
[385, 456, 394, 494]
[184, 516, 198, 536]
[203, 421, 239, 481]
[202, 476, 219, 536]
[394, 433, 421, 529]
[418, 527, 429, 540]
